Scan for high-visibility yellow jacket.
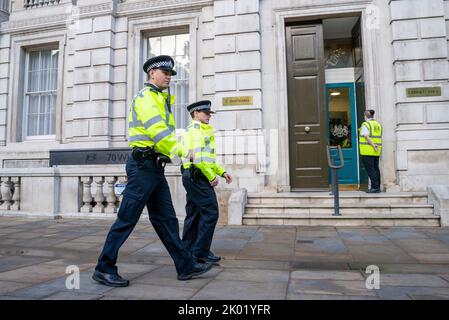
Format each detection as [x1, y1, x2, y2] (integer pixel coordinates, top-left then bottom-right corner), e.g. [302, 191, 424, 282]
[359, 120, 382, 156]
[181, 120, 226, 182]
[128, 84, 180, 159]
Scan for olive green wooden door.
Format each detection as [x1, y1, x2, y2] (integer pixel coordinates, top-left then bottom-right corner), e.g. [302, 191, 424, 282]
[286, 23, 328, 190]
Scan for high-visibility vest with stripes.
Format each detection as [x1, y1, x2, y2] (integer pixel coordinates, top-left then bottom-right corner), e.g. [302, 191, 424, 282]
[181, 120, 226, 182]
[359, 120, 382, 156]
[128, 85, 178, 159]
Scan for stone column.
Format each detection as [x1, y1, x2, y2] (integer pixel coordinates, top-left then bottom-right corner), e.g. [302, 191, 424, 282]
[80, 176, 93, 212]
[0, 177, 12, 210]
[92, 176, 105, 213]
[104, 176, 117, 213]
[10, 177, 20, 211]
[116, 175, 127, 210]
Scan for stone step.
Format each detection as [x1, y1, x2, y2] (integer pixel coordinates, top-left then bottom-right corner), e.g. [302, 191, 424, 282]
[245, 204, 434, 215]
[243, 213, 440, 227]
[247, 192, 428, 205]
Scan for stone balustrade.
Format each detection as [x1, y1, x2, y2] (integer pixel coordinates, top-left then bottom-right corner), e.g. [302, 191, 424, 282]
[24, 0, 60, 9]
[0, 176, 21, 211]
[80, 176, 127, 214]
[0, 0, 9, 12]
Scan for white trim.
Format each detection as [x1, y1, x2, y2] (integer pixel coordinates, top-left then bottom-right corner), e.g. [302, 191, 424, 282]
[8, 30, 66, 144]
[126, 12, 200, 133]
[273, 3, 376, 192]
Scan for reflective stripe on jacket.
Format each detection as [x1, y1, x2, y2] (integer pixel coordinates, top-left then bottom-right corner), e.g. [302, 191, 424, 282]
[359, 120, 382, 156]
[128, 85, 178, 158]
[181, 120, 226, 181]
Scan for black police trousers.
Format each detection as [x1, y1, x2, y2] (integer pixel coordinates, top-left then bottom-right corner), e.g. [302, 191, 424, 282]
[361, 155, 381, 190]
[95, 155, 194, 276]
[181, 169, 219, 258]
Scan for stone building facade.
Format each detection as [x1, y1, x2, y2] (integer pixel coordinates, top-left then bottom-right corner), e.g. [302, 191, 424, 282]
[0, 0, 448, 223]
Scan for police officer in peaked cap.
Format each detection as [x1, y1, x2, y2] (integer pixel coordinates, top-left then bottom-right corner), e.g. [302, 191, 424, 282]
[93, 55, 213, 287]
[180, 100, 233, 265]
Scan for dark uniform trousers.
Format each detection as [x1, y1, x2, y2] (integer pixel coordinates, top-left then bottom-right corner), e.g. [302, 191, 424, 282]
[361, 155, 381, 190]
[95, 155, 194, 276]
[181, 169, 219, 258]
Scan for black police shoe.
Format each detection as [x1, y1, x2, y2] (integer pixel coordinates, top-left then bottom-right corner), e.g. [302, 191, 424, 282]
[197, 253, 222, 264]
[92, 270, 129, 287]
[177, 262, 213, 281]
[366, 188, 381, 193]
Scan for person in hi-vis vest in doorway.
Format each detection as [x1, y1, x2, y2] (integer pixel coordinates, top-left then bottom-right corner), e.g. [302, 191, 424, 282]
[359, 109, 382, 193]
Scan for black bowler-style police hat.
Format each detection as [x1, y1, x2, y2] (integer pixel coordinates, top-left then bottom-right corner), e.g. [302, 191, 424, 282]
[186, 100, 215, 114]
[143, 55, 177, 76]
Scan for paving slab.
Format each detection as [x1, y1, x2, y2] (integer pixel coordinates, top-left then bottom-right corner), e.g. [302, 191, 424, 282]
[249, 228, 297, 244]
[424, 233, 449, 245]
[215, 268, 290, 283]
[291, 270, 364, 281]
[238, 243, 294, 261]
[218, 258, 291, 271]
[287, 293, 379, 300]
[392, 239, 449, 253]
[288, 279, 377, 297]
[376, 286, 449, 300]
[348, 263, 449, 274]
[192, 280, 287, 300]
[376, 227, 429, 240]
[373, 273, 449, 287]
[133, 241, 171, 256]
[346, 244, 416, 264]
[0, 281, 32, 295]
[0, 261, 69, 284]
[43, 291, 103, 300]
[132, 266, 219, 288]
[295, 237, 348, 253]
[408, 253, 449, 263]
[107, 283, 197, 300]
[0, 256, 50, 273]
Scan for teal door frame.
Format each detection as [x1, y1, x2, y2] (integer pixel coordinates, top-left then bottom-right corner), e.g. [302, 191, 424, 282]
[326, 82, 359, 185]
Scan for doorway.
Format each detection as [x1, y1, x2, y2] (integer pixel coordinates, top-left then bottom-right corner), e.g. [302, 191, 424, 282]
[286, 16, 366, 190]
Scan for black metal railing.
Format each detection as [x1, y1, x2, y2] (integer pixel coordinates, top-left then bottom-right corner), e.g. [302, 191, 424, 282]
[24, 0, 60, 9]
[327, 145, 345, 216]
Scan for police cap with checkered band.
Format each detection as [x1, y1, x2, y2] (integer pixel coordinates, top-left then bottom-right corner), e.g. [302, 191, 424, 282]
[143, 55, 177, 76]
[186, 100, 215, 114]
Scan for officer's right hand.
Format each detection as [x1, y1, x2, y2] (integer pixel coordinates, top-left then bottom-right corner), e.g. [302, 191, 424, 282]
[210, 178, 219, 187]
[373, 145, 379, 152]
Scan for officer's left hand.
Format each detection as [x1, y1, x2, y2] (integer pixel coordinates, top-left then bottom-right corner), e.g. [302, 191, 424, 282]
[223, 173, 233, 184]
[210, 178, 219, 187]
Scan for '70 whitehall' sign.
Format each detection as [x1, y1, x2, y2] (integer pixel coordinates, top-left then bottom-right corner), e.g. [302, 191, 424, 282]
[49, 148, 131, 166]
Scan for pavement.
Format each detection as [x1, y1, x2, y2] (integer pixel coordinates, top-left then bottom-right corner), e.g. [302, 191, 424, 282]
[0, 216, 449, 300]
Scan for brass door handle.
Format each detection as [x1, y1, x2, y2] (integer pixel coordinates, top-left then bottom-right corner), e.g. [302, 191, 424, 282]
[305, 126, 311, 133]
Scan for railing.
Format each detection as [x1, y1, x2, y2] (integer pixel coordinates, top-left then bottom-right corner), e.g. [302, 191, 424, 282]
[80, 176, 127, 214]
[0, 0, 10, 12]
[24, 0, 60, 9]
[0, 177, 21, 211]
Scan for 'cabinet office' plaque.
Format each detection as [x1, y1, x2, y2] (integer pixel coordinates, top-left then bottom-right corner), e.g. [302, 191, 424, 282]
[222, 96, 253, 106]
[406, 87, 442, 98]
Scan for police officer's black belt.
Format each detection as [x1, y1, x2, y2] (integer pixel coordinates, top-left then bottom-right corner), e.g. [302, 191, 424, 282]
[132, 147, 171, 169]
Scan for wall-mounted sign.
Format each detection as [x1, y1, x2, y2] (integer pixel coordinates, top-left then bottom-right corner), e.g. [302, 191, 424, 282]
[406, 87, 442, 98]
[222, 96, 253, 106]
